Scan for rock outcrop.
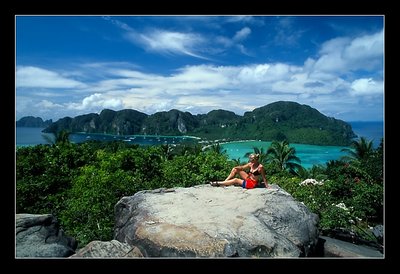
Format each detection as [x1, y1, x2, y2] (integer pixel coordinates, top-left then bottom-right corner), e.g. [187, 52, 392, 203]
[70, 240, 143, 258]
[16, 187, 383, 258]
[16, 214, 77, 257]
[114, 184, 319, 257]
[320, 236, 383, 257]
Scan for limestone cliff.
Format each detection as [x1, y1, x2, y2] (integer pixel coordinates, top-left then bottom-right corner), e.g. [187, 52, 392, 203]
[40, 101, 356, 146]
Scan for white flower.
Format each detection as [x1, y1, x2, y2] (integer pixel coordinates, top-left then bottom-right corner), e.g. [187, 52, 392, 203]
[335, 202, 349, 211]
[300, 178, 324, 186]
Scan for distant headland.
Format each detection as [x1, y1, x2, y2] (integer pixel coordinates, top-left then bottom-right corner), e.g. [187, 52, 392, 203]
[16, 116, 52, 128]
[17, 101, 357, 146]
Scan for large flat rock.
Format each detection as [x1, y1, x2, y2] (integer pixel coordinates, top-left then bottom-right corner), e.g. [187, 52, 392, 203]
[114, 184, 319, 257]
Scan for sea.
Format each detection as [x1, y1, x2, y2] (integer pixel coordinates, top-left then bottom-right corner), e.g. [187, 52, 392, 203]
[221, 121, 383, 168]
[15, 121, 383, 169]
[15, 128, 199, 147]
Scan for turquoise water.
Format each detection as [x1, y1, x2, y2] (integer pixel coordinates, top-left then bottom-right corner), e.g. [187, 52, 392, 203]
[221, 141, 348, 169]
[69, 132, 198, 146]
[16, 121, 383, 169]
[221, 121, 384, 169]
[15, 127, 198, 147]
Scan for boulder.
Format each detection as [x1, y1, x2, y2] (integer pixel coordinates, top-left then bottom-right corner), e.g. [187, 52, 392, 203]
[70, 240, 143, 258]
[16, 213, 77, 257]
[114, 184, 319, 257]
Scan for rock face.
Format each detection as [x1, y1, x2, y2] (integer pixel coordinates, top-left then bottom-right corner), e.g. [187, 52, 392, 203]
[320, 236, 383, 257]
[16, 214, 77, 257]
[70, 240, 143, 258]
[114, 184, 319, 257]
[42, 101, 356, 146]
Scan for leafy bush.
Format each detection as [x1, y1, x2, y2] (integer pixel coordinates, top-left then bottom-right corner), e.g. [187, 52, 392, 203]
[59, 166, 136, 246]
[16, 137, 383, 248]
[160, 151, 231, 188]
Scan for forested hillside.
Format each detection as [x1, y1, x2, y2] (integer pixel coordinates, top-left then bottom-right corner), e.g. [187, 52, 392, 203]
[38, 101, 356, 146]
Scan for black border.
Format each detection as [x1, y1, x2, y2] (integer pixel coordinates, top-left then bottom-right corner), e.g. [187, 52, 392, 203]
[8, 1, 393, 271]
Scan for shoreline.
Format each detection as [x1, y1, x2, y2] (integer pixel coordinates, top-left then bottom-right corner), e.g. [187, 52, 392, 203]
[201, 139, 259, 151]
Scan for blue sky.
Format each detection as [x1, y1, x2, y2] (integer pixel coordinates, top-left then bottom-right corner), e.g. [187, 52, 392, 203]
[16, 15, 384, 122]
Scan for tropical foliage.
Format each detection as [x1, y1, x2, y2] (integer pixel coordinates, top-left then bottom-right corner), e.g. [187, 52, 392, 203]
[16, 136, 383, 249]
[266, 140, 302, 173]
[341, 137, 374, 162]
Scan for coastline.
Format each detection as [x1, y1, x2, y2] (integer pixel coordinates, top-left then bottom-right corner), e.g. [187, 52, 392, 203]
[201, 139, 258, 151]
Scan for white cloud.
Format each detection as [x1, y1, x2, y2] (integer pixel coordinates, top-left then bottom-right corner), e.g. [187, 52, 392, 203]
[350, 78, 383, 96]
[16, 28, 383, 121]
[214, 27, 253, 56]
[67, 93, 123, 111]
[236, 44, 251, 56]
[170, 65, 231, 90]
[215, 36, 233, 47]
[225, 16, 265, 26]
[233, 27, 251, 41]
[142, 100, 177, 114]
[237, 63, 296, 84]
[105, 17, 211, 60]
[344, 30, 384, 60]
[102, 16, 133, 32]
[79, 61, 354, 117]
[314, 30, 383, 73]
[143, 31, 199, 54]
[37, 100, 63, 109]
[125, 29, 209, 60]
[16, 66, 86, 89]
[16, 97, 65, 121]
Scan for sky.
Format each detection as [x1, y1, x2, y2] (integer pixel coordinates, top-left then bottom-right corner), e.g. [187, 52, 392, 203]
[15, 15, 384, 122]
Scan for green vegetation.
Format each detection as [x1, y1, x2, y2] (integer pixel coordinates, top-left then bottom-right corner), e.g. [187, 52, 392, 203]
[16, 136, 383, 249]
[266, 140, 302, 173]
[41, 101, 356, 146]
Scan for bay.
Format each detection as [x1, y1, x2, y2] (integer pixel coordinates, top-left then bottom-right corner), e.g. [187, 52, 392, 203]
[221, 141, 349, 169]
[16, 120, 383, 169]
[221, 121, 384, 169]
[15, 127, 199, 147]
[16, 127, 53, 146]
[69, 132, 199, 146]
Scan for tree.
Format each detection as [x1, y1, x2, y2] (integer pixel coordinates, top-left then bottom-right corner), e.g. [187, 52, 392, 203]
[266, 140, 302, 173]
[244, 146, 268, 165]
[207, 143, 227, 155]
[341, 137, 374, 162]
[43, 129, 71, 145]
